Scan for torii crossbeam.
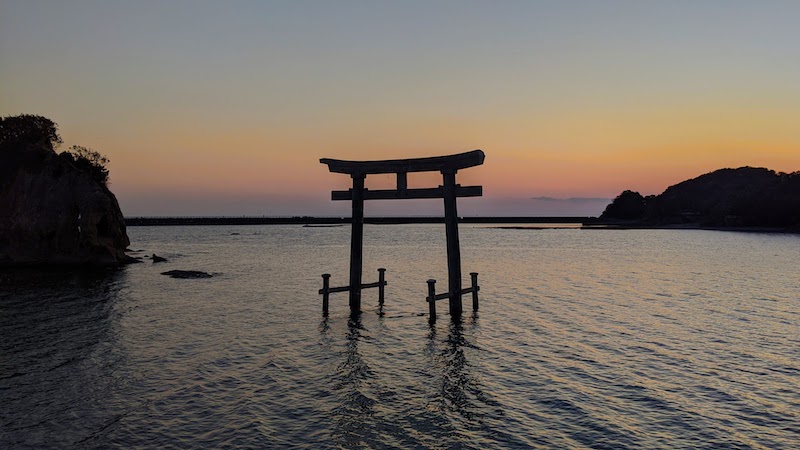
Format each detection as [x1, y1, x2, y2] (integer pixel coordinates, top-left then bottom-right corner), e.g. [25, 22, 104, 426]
[320, 149, 485, 318]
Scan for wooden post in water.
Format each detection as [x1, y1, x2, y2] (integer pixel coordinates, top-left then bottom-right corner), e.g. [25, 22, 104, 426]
[470, 272, 479, 311]
[396, 172, 407, 193]
[349, 174, 365, 314]
[378, 268, 386, 306]
[427, 279, 437, 323]
[321, 273, 331, 314]
[442, 169, 463, 317]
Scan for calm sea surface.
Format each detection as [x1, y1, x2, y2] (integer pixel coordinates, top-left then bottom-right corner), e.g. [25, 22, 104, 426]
[2, 225, 799, 449]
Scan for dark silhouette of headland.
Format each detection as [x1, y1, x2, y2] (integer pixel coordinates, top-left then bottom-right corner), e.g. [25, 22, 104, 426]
[0, 114, 133, 266]
[594, 167, 800, 231]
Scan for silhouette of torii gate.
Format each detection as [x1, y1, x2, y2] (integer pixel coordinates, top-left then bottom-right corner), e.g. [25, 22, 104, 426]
[320, 149, 485, 318]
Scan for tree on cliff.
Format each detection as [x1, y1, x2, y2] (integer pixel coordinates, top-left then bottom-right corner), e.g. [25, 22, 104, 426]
[60, 145, 110, 185]
[0, 114, 62, 150]
[1, 114, 110, 185]
[600, 190, 647, 220]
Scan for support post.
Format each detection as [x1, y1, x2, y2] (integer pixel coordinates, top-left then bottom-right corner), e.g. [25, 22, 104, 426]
[470, 272, 479, 311]
[396, 172, 407, 192]
[427, 279, 437, 323]
[442, 170, 463, 317]
[378, 268, 386, 306]
[322, 273, 331, 315]
[349, 174, 365, 314]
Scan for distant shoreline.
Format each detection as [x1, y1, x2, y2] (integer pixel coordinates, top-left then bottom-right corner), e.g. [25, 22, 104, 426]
[125, 216, 592, 226]
[123, 217, 798, 233]
[581, 223, 799, 234]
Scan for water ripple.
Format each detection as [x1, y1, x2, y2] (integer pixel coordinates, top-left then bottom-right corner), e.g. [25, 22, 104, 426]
[2, 227, 800, 448]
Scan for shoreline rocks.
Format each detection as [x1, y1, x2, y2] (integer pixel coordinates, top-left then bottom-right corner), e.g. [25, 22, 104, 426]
[161, 270, 213, 279]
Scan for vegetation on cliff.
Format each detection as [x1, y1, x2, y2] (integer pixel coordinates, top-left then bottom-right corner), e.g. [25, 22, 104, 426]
[601, 167, 800, 229]
[1, 115, 110, 185]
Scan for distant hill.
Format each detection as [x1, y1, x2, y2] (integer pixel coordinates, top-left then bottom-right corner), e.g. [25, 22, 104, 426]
[600, 167, 800, 229]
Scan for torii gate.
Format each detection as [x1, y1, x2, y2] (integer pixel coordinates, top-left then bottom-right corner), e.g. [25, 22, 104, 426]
[319, 149, 485, 319]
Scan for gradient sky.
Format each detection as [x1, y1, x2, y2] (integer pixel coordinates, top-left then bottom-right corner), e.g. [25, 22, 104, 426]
[2, 1, 798, 216]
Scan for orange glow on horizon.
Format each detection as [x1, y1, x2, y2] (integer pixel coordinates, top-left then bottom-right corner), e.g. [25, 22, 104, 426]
[92, 106, 798, 204]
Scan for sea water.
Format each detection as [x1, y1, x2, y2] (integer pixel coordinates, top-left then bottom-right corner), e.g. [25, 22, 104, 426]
[2, 225, 799, 448]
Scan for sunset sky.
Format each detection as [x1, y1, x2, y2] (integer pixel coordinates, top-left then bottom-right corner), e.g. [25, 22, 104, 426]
[2, 1, 798, 216]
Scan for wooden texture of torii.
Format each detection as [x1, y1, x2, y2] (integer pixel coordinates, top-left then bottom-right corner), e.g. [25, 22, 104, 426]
[320, 149, 485, 318]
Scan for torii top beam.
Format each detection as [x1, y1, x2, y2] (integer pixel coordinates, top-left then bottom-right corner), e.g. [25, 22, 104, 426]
[320, 149, 484, 176]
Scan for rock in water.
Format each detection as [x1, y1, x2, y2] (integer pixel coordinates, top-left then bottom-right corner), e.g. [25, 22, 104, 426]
[161, 270, 213, 279]
[0, 120, 132, 266]
[151, 254, 168, 263]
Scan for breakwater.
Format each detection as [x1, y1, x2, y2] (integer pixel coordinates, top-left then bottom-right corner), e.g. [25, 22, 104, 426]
[124, 216, 592, 226]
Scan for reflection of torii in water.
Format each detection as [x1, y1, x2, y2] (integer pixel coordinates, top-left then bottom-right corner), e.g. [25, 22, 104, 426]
[319, 314, 491, 447]
[320, 150, 485, 319]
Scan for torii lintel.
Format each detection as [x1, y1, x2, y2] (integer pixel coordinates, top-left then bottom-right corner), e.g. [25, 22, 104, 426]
[320, 149, 484, 176]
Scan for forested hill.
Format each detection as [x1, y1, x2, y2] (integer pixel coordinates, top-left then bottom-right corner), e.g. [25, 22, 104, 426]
[600, 167, 800, 229]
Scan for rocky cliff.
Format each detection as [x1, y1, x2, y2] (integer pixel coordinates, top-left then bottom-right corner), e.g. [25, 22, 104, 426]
[1, 128, 132, 266]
